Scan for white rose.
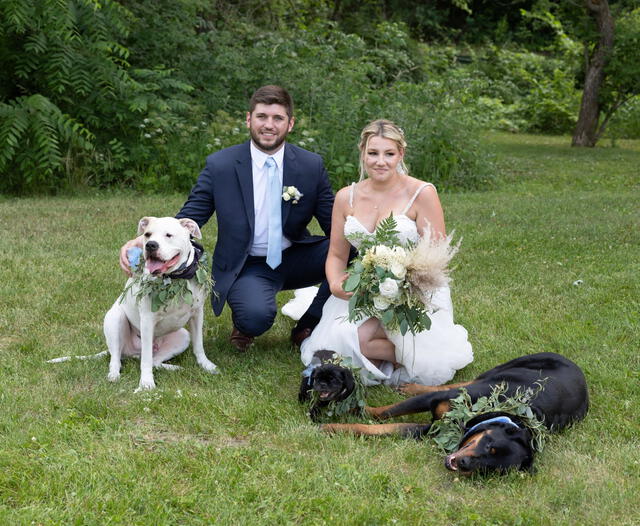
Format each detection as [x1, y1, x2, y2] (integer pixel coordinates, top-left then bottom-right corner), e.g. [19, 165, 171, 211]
[379, 278, 400, 299]
[282, 193, 291, 201]
[390, 262, 406, 279]
[373, 295, 391, 310]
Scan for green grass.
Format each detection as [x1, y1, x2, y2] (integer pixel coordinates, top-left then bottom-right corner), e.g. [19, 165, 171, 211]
[0, 133, 638, 525]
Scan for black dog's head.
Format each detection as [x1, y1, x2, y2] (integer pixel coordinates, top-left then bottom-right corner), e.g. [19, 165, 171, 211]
[311, 364, 355, 402]
[299, 363, 356, 421]
[444, 413, 534, 475]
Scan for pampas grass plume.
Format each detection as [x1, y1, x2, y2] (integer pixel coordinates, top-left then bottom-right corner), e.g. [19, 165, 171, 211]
[406, 223, 460, 297]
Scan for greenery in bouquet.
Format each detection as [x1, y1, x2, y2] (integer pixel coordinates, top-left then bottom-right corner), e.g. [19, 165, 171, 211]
[343, 214, 459, 335]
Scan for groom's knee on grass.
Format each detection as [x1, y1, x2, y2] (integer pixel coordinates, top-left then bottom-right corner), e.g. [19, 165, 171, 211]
[233, 306, 277, 338]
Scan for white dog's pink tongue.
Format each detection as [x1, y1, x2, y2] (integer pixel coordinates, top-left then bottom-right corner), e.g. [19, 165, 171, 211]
[146, 254, 180, 275]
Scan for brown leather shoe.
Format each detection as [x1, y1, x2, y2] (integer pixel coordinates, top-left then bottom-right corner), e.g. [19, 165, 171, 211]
[290, 327, 312, 347]
[230, 327, 254, 352]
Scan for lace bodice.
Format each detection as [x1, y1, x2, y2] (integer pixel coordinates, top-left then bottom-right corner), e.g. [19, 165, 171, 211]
[344, 215, 420, 249]
[343, 181, 434, 249]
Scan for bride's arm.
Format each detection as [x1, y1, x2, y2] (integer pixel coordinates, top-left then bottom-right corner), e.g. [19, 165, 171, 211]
[325, 188, 353, 300]
[414, 184, 446, 239]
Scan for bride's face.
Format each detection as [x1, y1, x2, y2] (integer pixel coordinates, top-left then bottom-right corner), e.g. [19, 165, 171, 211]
[363, 136, 404, 181]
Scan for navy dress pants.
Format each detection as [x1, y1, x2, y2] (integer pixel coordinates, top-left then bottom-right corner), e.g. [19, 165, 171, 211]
[226, 239, 331, 337]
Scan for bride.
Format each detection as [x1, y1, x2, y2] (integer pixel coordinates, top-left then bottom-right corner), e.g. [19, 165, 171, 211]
[300, 119, 473, 386]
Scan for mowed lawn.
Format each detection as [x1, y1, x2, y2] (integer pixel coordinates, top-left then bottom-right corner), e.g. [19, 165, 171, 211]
[0, 133, 638, 525]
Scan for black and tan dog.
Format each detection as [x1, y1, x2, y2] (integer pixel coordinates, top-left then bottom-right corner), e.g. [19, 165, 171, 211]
[323, 352, 588, 474]
[299, 350, 356, 421]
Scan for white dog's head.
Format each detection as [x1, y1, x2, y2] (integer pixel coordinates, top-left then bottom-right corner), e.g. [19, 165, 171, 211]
[137, 217, 202, 275]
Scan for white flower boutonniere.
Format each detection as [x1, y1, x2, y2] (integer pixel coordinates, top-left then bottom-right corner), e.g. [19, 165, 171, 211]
[282, 186, 303, 204]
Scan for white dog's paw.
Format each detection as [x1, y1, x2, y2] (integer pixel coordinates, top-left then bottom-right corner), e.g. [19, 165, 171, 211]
[199, 360, 219, 374]
[135, 379, 156, 392]
[107, 371, 121, 382]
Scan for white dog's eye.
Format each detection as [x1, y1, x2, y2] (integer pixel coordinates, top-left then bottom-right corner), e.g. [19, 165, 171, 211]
[166, 233, 173, 238]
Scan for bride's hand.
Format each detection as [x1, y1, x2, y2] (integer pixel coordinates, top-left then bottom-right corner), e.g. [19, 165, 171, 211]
[330, 274, 353, 301]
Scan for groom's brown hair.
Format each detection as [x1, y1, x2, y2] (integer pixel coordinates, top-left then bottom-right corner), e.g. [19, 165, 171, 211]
[249, 85, 294, 119]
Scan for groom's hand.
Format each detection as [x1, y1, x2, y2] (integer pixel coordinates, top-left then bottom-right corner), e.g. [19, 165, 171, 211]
[119, 236, 144, 276]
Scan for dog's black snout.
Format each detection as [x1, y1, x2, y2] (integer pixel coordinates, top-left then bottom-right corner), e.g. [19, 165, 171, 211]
[145, 241, 159, 252]
[458, 456, 473, 471]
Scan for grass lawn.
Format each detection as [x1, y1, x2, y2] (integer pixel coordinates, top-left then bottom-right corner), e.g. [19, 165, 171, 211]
[0, 133, 638, 525]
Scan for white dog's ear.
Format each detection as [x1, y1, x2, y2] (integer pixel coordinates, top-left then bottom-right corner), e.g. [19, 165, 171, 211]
[137, 216, 155, 235]
[178, 218, 202, 239]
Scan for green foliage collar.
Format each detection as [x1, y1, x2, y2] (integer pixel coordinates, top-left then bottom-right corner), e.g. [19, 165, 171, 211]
[428, 381, 549, 454]
[307, 357, 368, 421]
[120, 244, 212, 313]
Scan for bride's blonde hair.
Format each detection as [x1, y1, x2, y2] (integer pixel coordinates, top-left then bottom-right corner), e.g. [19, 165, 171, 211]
[358, 119, 408, 181]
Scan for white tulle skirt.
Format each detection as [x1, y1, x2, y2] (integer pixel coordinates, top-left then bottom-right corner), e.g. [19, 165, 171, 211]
[297, 287, 473, 386]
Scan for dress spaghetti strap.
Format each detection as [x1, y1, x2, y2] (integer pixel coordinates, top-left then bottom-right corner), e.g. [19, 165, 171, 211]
[349, 182, 356, 208]
[401, 183, 434, 215]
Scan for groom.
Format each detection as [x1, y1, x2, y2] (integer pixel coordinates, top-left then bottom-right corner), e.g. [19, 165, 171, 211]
[120, 85, 333, 351]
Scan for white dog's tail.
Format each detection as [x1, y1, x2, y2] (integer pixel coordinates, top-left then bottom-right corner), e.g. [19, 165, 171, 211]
[46, 351, 108, 363]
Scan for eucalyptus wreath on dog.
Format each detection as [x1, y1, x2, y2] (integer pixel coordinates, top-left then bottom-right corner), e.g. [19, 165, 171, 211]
[307, 356, 368, 421]
[344, 215, 459, 335]
[428, 381, 549, 454]
[120, 245, 213, 312]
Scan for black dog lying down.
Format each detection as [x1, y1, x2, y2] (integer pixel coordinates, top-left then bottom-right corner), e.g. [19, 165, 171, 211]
[323, 352, 589, 475]
[299, 350, 356, 421]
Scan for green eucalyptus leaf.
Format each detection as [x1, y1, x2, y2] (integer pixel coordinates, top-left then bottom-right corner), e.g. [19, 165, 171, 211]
[344, 273, 361, 292]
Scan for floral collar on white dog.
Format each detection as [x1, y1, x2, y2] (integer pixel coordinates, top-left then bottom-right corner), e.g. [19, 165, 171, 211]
[121, 242, 212, 312]
[282, 186, 303, 204]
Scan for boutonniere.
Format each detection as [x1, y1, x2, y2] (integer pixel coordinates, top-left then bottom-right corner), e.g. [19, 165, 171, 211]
[282, 185, 303, 204]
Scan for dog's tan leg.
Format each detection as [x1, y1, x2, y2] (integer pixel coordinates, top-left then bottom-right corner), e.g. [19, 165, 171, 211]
[398, 380, 474, 396]
[321, 423, 430, 437]
[365, 404, 398, 420]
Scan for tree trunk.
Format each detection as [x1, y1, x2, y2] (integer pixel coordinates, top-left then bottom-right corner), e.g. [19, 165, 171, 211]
[571, 0, 615, 147]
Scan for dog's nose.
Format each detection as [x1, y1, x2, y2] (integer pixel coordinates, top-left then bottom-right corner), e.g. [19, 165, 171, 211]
[145, 241, 159, 252]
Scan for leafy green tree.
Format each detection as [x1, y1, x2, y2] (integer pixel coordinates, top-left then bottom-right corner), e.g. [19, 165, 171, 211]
[573, 6, 640, 145]
[0, 0, 191, 193]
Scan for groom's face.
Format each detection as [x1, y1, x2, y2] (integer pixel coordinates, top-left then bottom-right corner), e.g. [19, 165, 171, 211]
[246, 103, 294, 153]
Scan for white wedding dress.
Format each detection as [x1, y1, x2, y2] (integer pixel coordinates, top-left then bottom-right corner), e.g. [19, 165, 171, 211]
[299, 183, 473, 386]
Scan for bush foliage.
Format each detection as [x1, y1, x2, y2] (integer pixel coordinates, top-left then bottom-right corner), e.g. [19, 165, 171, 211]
[0, 0, 637, 194]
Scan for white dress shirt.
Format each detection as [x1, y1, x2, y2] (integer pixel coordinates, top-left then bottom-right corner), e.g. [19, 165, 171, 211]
[249, 141, 292, 256]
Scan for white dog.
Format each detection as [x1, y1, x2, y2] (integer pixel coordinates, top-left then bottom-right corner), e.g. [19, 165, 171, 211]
[103, 216, 218, 391]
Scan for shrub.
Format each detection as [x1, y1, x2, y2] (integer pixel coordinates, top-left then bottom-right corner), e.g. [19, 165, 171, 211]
[419, 45, 581, 135]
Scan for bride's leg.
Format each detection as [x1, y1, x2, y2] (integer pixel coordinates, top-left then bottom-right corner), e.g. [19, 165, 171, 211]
[358, 319, 396, 366]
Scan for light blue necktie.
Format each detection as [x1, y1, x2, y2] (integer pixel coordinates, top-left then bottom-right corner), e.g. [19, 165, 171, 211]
[265, 156, 282, 269]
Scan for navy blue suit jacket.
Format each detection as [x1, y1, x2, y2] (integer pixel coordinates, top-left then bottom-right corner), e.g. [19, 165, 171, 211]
[176, 140, 334, 315]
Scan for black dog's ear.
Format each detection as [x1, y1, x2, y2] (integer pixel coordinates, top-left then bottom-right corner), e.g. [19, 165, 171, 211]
[339, 368, 356, 398]
[298, 370, 314, 403]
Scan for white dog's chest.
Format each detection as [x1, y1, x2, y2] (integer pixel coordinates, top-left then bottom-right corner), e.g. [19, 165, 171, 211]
[121, 280, 206, 338]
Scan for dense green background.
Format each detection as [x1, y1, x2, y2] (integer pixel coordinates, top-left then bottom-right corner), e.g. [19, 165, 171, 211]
[1, 0, 639, 194]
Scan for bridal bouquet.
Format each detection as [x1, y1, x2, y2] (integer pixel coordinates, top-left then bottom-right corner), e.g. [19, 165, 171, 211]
[344, 215, 459, 335]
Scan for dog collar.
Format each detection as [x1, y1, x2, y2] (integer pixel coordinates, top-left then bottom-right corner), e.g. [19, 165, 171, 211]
[168, 241, 204, 280]
[461, 416, 521, 443]
[302, 363, 317, 386]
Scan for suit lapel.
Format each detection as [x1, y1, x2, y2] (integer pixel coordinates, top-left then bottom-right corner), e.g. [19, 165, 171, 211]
[235, 141, 255, 233]
[282, 143, 297, 225]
